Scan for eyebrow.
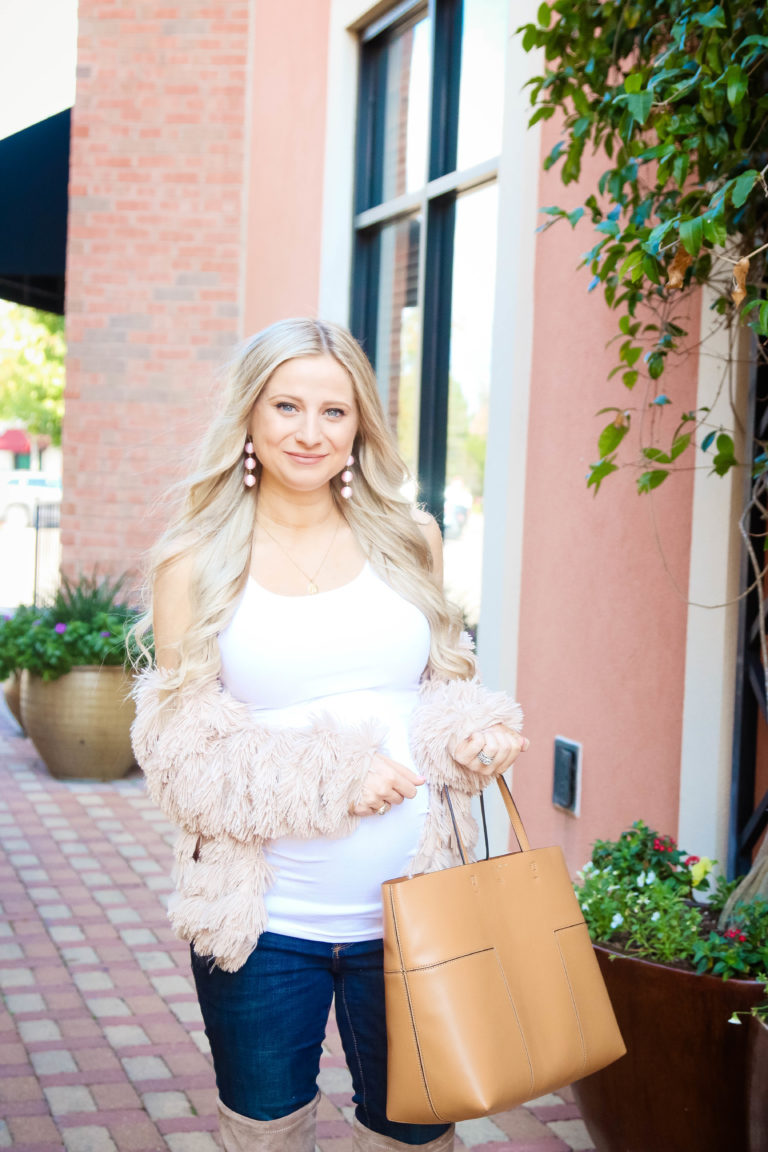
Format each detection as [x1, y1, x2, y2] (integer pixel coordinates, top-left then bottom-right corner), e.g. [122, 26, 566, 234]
[269, 393, 352, 406]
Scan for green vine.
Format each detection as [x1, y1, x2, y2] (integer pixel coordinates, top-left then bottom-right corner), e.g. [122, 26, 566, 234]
[517, 0, 768, 493]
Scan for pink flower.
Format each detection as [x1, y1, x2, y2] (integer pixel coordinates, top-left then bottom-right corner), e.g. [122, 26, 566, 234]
[54, 623, 67, 634]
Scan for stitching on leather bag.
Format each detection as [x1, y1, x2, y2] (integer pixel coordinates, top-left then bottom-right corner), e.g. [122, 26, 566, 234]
[490, 949, 534, 1094]
[389, 886, 443, 1122]
[390, 947, 495, 974]
[554, 925, 587, 1070]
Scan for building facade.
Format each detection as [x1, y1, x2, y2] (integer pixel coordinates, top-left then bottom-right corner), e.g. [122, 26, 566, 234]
[62, 0, 765, 873]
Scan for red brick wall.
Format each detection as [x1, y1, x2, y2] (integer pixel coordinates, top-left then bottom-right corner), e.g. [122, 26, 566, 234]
[63, 1, 250, 583]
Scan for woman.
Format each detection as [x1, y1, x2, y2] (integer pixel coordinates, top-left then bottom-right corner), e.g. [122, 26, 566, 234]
[131, 318, 528, 1152]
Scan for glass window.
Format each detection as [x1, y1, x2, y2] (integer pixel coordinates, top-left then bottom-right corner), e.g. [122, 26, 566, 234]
[443, 182, 498, 631]
[382, 16, 431, 201]
[456, 0, 508, 170]
[373, 216, 422, 477]
[354, 0, 507, 636]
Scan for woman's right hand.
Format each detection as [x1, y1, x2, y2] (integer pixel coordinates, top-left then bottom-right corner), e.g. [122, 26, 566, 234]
[350, 754, 425, 817]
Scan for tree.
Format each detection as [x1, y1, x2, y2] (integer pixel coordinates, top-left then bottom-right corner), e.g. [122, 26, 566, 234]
[518, 0, 768, 491]
[0, 302, 65, 445]
[518, 0, 768, 905]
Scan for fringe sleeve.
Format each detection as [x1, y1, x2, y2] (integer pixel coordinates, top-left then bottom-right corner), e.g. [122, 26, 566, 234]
[130, 669, 385, 842]
[409, 676, 523, 796]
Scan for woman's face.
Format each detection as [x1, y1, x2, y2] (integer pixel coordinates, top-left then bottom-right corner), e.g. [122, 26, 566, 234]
[249, 354, 359, 497]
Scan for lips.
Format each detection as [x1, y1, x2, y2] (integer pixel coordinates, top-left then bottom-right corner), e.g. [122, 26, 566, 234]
[285, 452, 328, 464]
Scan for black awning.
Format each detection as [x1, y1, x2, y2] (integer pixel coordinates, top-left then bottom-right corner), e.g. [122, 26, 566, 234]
[0, 108, 71, 315]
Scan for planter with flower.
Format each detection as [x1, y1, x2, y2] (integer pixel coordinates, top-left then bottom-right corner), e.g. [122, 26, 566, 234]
[0, 604, 40, 730]
[0, 574, 141, 780]
[571, 821, 768, 1152]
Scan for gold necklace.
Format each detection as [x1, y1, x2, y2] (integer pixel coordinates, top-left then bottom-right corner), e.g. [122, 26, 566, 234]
[256, 516, 341, 594]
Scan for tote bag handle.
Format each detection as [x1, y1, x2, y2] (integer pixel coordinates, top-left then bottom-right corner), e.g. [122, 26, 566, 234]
[443, 775, 531, 864]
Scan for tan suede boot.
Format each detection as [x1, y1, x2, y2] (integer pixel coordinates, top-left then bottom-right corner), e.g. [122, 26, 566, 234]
[352, 1116, 454, 1151]
[217, 1092, 319, 1151]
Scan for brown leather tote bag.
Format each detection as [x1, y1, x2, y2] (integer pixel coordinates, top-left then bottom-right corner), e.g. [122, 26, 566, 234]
[382, 777, 625, 1123]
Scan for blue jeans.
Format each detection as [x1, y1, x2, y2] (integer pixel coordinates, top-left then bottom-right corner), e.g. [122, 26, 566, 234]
[191, 932, 451, 1145]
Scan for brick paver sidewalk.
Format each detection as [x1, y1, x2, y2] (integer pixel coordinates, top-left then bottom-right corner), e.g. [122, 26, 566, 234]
[0, 700, 594, 1152]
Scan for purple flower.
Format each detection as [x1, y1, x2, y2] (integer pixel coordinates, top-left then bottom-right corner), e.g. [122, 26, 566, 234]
[2, 614, 11, 621]
[54, 622, 67, 634]
[100, 630, 111, 638]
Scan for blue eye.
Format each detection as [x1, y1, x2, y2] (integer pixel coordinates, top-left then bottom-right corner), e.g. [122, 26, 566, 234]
[325, 408, 345, 418]
[275, 402, 296, 413]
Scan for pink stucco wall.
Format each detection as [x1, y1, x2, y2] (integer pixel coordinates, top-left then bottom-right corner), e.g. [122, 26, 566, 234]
[513, 123, 700, 872]
[243, 0, 332, 333]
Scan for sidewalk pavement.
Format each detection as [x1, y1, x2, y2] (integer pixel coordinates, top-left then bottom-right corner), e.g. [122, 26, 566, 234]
[0, 700, 595, 1152]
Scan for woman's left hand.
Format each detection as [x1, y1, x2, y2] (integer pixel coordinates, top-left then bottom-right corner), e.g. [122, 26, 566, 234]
[450, 723, 529, 778]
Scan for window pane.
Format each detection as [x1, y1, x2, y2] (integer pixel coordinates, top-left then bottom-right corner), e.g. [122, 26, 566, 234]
[382, 16, 430, 201]
[456, 0, 507, 170]
[374, 216, 422, 479]
[443, 182, 498, 634]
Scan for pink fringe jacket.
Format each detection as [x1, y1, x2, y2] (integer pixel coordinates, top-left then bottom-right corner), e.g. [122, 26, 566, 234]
[131, 670, 523, 971]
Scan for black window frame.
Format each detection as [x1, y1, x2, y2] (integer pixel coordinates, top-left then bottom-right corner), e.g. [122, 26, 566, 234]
[351, 0, 499, 526]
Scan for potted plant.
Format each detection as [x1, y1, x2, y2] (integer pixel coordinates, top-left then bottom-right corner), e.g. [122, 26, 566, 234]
[570, 821, 768, 1152]
[11, 573, 141, 780]
[745, 997, 768, 1152]
[0, 604, 40, 730]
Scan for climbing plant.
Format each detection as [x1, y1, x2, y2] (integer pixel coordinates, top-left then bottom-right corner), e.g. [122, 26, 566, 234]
[517, 0, 768, 494]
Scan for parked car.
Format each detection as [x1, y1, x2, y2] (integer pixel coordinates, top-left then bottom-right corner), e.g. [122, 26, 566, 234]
[0, 472, 62, 527]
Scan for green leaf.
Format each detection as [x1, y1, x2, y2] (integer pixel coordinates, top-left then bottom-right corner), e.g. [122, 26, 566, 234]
[712, 433, 738, 476]
[670, 433, 691, 460]
[679, 217, 704, 256]
[732, 170, 758, 209]
[568, 206, 585, 227]
[537, 1, 551, 27]
[621, 343, 642, 367]
[598, 420, 629, 457]
[703, 216, 727, 247]
[521, 24, 538, 52]
[701, 431, 716, 452]
[625, 73, 643, 94]
[625, 91, 653, 125]
[623, 370, 639, 389]
[757, 301, 768, 336]
[647, 352, 667, 379]
[638, 470, 669, 493]
[529, 104, 555, 127]
[587, 456, 619, 494]
[643, 447, 671, 463]
[696, 6, 726, 28]
[619, 250, 644, 281]
[725, 65, 748, 108]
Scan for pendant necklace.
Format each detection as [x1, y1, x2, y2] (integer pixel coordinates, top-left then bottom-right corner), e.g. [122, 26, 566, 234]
[256, 515, 341, 595]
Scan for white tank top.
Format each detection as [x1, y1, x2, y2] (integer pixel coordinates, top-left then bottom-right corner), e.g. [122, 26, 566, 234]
[217, 561, 432, 941]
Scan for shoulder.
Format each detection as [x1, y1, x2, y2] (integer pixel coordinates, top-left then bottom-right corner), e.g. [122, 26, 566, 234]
[411, 508, 443, 586]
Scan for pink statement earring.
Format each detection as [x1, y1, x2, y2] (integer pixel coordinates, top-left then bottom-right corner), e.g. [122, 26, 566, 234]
[341, 454, 354, 499]
[244, 438, 257, 488]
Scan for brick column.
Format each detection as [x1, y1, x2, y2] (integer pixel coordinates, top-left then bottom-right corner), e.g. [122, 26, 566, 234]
[63, 2, 250, 580]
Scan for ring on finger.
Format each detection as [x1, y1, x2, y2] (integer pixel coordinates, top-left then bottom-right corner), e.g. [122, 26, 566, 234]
[477, 748, 495, 767]
[377, 802, 391, 816]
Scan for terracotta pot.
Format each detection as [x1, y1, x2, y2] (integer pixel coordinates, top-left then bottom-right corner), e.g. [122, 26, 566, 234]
[572, 945, 764, 1152]
[749, 1016, 768, 1152]
[2, 671, 24, 731]
[20, 666, 136, 780]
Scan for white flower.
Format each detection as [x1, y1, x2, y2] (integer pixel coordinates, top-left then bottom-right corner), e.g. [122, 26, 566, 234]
[637, 871, 646, 888]
[582, 862, 594, 874]
[646, 869, 656, 885]
[651, 911, 661, 922]
[610, 912, 624, 930]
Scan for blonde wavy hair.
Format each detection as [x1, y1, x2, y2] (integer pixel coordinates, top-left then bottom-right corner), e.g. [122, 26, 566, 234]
[133, 318, 476, 689]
